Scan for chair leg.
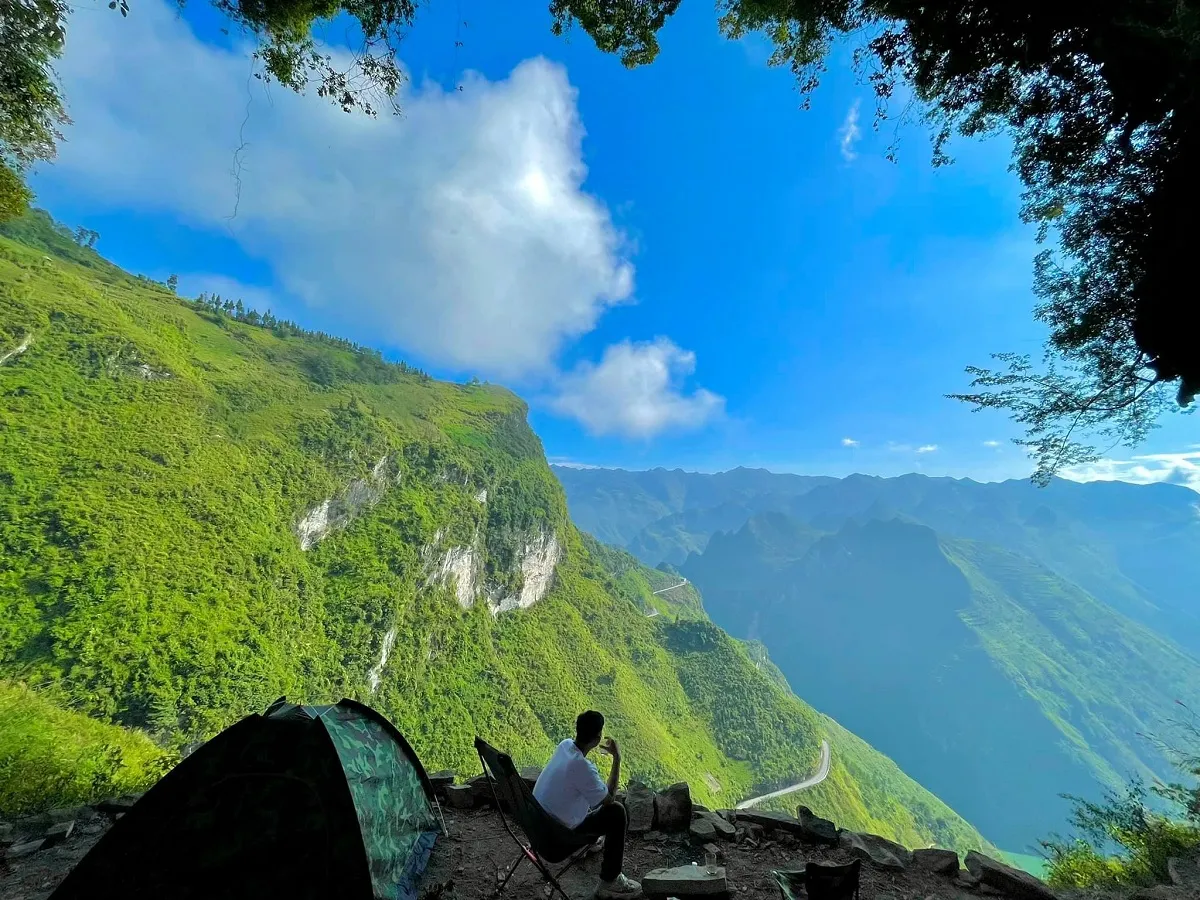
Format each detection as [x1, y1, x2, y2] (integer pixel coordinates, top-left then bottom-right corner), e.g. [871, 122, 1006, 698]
[530, 856, 574, 900]
[496, 852, 526, 895]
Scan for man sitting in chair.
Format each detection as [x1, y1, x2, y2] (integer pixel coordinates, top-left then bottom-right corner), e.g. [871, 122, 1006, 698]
[533, 710, 643, 899]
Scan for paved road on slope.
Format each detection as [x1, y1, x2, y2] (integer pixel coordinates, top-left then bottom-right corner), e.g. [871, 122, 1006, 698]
[735, 740, 832, 810]
[652, 578, 689, 595]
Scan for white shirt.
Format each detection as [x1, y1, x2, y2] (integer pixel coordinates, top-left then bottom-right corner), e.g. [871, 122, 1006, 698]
[533, 739, 609, 828]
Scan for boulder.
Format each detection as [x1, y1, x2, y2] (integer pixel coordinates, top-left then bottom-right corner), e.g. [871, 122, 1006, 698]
[1169, 856, 1200, 888]
[643, 864, 728, 896]
[48, 806, 82, 822]
[43, 820, 74, 847]
[445, 784, 475, 809]
[4, 838, 45, 860]
[520, 767, 542, 791]
[965, 852, 1056, 900]
[958, 870, 982, 890]
[716, 809, 736, 822]
[736, 810, 804, 836]
[840, 831, 913, 870]
[913, 848, 961, 876]
[655, 783, 693, 833]
[795, 806, 839, 845]
[690, 817, 717, 841]
[626, 782, 657, 834]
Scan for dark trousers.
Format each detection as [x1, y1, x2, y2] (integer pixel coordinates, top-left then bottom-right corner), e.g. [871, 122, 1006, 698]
[571, 801, 627, 881]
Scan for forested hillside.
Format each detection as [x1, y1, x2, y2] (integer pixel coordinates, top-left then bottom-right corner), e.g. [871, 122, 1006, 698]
[0, 212, 991, 855]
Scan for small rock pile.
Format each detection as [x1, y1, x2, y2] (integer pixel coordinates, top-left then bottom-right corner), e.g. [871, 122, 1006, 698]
[1, 795, 137, 864]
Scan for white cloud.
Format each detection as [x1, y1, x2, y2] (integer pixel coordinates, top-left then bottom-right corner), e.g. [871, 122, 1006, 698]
[1062, 452, 1200, 493]
[982, 440, 1002, 448]
[839, 100, 862, 162]
[916, 444, 939, 454]
[841, 437, 859, 447]
[48, 1, 633, 379]
[550, 338, 724, 438]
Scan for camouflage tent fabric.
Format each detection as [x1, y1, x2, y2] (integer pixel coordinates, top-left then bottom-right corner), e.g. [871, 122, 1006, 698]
[49, 698, 440, 900]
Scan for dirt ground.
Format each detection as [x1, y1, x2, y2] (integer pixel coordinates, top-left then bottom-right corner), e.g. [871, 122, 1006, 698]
[0, 802, 1018, 900]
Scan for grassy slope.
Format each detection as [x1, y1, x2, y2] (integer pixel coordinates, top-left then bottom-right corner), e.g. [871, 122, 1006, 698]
[0, 214, 989, 852]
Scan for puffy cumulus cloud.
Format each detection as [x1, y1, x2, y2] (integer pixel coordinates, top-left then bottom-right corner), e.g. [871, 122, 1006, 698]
[1062, 452, 1200, 493]
[839, 100, 862, 162]
[917, 444, 939, 454]
[49, 0, 633, 379]
[550, 338, 724, 438]
[841, 437, 859, 447]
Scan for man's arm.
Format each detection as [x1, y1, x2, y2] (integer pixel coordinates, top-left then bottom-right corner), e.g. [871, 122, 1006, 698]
[601, 737, 621, 801]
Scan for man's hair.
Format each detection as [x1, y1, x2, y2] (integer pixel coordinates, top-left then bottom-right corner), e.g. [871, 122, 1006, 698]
[575, 710, 605, 743]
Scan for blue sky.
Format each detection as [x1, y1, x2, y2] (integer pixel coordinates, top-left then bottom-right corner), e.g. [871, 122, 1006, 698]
[32, 0, 1196, 486]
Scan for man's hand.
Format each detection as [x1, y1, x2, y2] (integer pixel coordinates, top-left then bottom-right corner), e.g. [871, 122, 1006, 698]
[601, 737, 620, 759]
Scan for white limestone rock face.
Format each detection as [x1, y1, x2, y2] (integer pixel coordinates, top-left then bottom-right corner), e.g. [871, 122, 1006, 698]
[295, 455, 397, 550]
[367, 627, 397, 693]
[489, 531, 562, 616]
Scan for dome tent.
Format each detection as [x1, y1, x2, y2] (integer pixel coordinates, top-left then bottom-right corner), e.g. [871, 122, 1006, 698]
[51, 697, 441, 900]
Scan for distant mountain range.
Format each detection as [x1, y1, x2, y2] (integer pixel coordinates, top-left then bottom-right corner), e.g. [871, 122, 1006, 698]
[553, 465, 1200, 850]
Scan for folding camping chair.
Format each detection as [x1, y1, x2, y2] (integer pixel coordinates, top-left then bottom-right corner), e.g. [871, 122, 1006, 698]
[474, 737, 594, 900]
[772, 860, 861, 900]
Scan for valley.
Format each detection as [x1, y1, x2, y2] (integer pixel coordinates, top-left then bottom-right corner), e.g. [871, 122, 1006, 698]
[555, 466, 1200, 852]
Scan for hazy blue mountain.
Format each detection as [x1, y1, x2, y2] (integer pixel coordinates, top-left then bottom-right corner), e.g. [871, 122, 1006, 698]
[550, 465, 833, 549]
[682, 513, 1200, 849]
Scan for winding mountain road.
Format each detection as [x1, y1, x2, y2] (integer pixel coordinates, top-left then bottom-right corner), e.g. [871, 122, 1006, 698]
[735, 739, 831, 810]
[652, 578, 689, 595]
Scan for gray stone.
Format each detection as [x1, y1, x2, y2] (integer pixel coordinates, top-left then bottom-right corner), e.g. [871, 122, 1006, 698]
[643, 830, 666, 842]
[690, 817, 717, 840]
[643, 864, 728, 896]
[959, 871, 982, 890]
[627, 782, 657, 834]
[697, 810, 736, 840]
[913, 848, 961, 876]
[736, 810, 804, 835]
[796, 806, 839, 845]
[47, 807, 81, 822]
[841, 831, 913, 870]
[703, 842, 723, 858]
[43, 820, 74, 847]
[655, 783, 693, 832]
[445, 784, 475, 809]
[1169, 856, 1200, 888]
[965, 852, 1056, 900]
[467, 774, 495, 806]
[4, 838, 45, 859]
[693, 803, 711, 813]
[1132, 888, 1188, 900]
[716, 809, 735, 822]
[520, 767, 542, 791]
[96, 795, 139, 815]
[0, 822, 12, 847]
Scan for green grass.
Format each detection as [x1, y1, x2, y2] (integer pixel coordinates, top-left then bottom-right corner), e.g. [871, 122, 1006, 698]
[0, 681, 173, 816]
[0, 210, 993, 853]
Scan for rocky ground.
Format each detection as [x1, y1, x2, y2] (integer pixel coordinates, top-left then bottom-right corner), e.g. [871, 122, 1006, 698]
[2, 781, 1193, 900]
